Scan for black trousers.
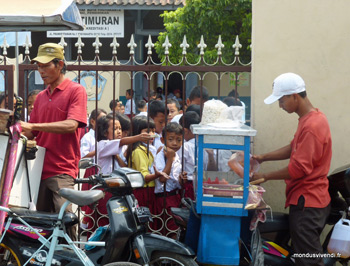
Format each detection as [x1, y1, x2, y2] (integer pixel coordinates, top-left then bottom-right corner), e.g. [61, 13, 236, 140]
[289, 195, 331, 266]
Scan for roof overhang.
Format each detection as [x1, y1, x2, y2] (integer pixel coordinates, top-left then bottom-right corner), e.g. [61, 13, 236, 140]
[0, 0, 84, 32]
[75, 0, 185, 11]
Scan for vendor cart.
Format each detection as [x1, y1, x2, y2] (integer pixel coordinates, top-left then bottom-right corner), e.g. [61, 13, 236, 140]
[191, 124, 257, 266]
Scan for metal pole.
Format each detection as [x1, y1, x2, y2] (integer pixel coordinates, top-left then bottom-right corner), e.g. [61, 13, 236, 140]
[15, 32, 19, 95]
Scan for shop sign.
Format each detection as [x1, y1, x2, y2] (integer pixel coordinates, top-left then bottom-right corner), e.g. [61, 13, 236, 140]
[47, 9, 124, 38]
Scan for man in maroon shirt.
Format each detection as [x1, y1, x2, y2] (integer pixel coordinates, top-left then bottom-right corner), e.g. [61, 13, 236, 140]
[251, 73, 331, 266]
[21, 43, 87, 240]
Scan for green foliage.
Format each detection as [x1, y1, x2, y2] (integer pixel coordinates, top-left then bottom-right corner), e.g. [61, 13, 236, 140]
[155, 0, 252, 64]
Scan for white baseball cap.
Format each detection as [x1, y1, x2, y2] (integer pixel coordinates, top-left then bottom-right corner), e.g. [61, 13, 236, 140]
[264, 73, 306, 104]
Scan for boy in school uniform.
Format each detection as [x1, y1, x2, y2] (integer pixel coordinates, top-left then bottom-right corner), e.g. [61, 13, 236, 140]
[125, 89, 136, 115]
[167, 98, 182, 123]
[154, 122, 185, 237]
[136, 99, 148, 117]
[149, 100, 166, 152]
[179, 111, 217, 199]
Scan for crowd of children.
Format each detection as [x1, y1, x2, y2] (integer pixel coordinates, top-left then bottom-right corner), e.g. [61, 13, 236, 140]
[76, 85, 244, 237]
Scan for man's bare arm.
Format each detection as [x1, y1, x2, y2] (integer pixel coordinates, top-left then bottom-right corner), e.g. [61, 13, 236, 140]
[253, 144, 292, 163]
[20, 119, 79, 136]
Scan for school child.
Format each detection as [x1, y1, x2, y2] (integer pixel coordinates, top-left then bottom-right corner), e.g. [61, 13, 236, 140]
[124, 89, 136, 115]
[120, 104, 125, 114]
[149, 91, 157, 101]
[27, 89, 41, 121]
[80, 108, 107, 230]
[126, 116, 168, 229]
[154, 122, 185, 237]
[109, 99, 121, 113]
[179, 111, 217, 200]
[149, 100, 166, 152]
[172, 89, 183, 104]
[116, 113, 131, 165]
[136, 99, 148, 116]
[186, 85, 209, 106]
[81, 114, 152, 232]
[97, 113, 151, 174]
[167, 98, 182, 123]
[80, 108, 107, 161]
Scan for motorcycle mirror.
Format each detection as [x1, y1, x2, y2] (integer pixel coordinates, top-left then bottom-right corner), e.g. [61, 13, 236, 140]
[79, 158, 94, 169]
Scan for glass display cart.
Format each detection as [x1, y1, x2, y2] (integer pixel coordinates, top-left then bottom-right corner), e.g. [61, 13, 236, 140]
[191, 124, 257, 265]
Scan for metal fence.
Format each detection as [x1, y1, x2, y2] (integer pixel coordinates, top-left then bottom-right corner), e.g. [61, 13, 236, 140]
[0, 33, 251, 238]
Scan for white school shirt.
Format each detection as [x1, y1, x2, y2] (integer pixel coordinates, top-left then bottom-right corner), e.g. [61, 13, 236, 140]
[217, 150, 234, 172]
[118, 145, 128, 165]
[125, 99, 136, 115]
[147, 144, 157, 174]
[177, 138, 212, 179]
[80, 129, 95, 160]
[177, 140, 195, 181]
[154, 147, 182, 193]
[97, 139, 122, 174]
[171, 114, 183, 124]
[136, 111, 148, 117]
[153, 132, 164, 152]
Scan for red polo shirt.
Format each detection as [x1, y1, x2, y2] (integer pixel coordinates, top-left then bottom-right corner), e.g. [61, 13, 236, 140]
[286, 109, 332, 208]
[30, 78, 87, 180]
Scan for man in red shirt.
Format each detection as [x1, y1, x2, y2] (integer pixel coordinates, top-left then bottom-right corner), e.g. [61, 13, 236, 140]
[251, 73, 331, 266]
[21, 43, 87, 240]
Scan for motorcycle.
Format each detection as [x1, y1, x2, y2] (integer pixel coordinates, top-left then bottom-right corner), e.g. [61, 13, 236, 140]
[0, 158, 198, 266]
[171, 165, 350, 266]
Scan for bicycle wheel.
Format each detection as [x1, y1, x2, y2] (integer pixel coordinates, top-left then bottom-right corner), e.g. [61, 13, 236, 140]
[104, 263, 141, 266]
[0, 236, 24, 266]
[150, 251, 198, 266]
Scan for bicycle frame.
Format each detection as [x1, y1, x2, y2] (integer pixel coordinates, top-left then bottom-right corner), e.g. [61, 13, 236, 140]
[0, 201, 103, 266]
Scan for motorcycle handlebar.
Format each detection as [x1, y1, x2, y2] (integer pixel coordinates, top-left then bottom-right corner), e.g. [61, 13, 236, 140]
[75, 178, 95, 184]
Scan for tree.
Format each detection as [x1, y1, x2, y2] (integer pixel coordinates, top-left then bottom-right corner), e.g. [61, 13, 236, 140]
[155, 0, 252, 64]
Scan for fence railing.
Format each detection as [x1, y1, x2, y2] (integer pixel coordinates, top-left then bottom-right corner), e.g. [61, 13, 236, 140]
[0, 33, 251, 238]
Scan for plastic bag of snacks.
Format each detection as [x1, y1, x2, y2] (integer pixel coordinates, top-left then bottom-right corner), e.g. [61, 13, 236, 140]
[200, 99, 244, 127]
[218, 106, 245, 125]
[245, 185, 265, 210]
[228, 151, 260, 178]
[200, 99, 227, 125]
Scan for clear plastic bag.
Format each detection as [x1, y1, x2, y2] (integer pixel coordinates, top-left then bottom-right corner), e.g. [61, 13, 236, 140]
[217, 106, 245, 126]
[200, 99, 228, 125]
[245, 186, 264, 210]
[228, 151, 260, 178]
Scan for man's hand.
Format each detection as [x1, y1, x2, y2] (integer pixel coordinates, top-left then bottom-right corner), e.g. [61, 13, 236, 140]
[20, 121, 33, 131]
[252, 154, 264, 164]
[20, 121, 34, 139]
[250, 172, 266, 185]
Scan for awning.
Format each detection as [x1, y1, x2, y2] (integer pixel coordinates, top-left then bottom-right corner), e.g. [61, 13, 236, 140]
[0, 0, 84, 32]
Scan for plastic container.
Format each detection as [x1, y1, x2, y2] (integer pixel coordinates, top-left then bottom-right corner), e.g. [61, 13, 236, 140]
[203, 183, 265, 197]
[327, 218, 350, 258]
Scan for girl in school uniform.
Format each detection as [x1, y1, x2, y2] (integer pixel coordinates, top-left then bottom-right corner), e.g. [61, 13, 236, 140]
[80, 108, 106, 230]
[126, 116, 168, 229]
[81, 113, 152, 233]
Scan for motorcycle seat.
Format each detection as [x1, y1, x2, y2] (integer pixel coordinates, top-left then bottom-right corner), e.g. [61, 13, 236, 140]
[258, 211, 289, 233]
[59, 188, 104, 206]
[9, 207, 79, 227]
[171, 207, 190, 225]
